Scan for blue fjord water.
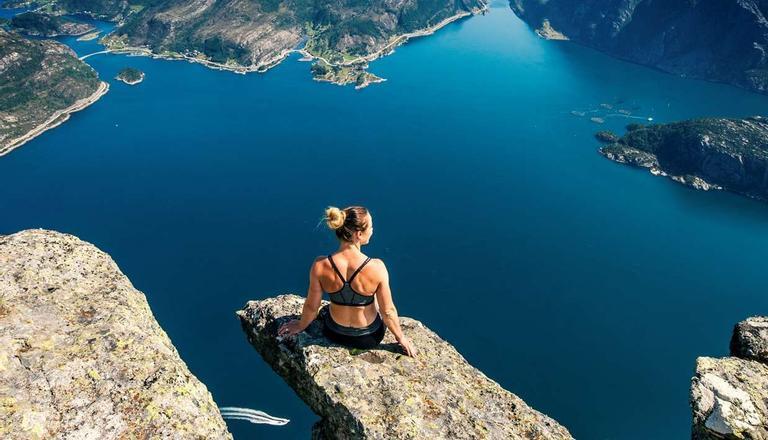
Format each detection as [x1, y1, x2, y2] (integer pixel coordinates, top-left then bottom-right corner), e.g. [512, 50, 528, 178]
[2, 2, 768, 438]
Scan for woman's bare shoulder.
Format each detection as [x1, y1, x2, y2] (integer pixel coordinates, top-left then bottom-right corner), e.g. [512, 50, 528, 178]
[367, 258, 388, 275]
[310, 255, 328, 272]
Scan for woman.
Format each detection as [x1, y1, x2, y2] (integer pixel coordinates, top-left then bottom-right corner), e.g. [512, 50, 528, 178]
[277, 205, 416, 357]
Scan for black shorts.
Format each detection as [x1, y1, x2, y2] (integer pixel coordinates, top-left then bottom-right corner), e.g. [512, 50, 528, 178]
[320, 304, 385, 349]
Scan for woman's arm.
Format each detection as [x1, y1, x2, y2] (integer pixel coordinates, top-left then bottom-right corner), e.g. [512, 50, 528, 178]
[278, 258, 323, 336]
[375, 259, 416, 356]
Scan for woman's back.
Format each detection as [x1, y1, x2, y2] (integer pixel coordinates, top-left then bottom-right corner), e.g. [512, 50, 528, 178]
[277, 205, 415, 357]
[318, 251, 381, 327]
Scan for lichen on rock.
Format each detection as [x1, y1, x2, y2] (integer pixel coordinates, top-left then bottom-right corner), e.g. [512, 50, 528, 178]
[237, 294, 573, 439]
[0, 229, 231, 439]
[691, 357, 768, 440]
[691, 316, 768, 440]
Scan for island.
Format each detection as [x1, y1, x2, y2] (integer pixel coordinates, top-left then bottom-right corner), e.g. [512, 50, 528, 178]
[691, 316, 768, 439]
[23, 0, 488, 87]
[0, 29, 108, 157]
[598, 117, 768, 202]
[310, 61, 384, 89]
[509, 0, 768, 95]
[9, 11, 95, 37]
[115, 67, 144, 85]
[237, 294, 574, 439]
[76, 31, 100, 41]
[0, 229, 232, 439]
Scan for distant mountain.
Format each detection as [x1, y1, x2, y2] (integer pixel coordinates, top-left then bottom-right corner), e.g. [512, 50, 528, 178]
[0, 29, 107, 156]
[509, 0, 768, 94]
[10, 11, 95, 36]
[599, 117, 768, 202]
[21, 0, 487, 77]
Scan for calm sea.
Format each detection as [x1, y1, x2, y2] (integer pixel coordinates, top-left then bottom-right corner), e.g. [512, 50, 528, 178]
[2, 1, 768, 438]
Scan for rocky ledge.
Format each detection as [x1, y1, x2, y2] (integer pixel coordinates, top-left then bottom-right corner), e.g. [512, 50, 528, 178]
[237, 294, 572, 439]
[598, 117, 768, 202]
[0, 230, 231, 439]
[691, 316, 768, 439]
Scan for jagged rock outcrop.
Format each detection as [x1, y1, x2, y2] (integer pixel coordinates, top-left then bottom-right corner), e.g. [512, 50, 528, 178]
[0, 229, 232, 439]
[731, 317, 768, 364]
[509, 0, 768, 95]
[237, 294, 573, 439]
[691, 316, 768, 439]
[599, 117, 768, 202]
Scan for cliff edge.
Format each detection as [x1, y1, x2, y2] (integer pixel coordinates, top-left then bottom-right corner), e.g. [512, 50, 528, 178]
[236, 294, 573, 439]
[0, 229, 232, 439]
[691, 316, 768, 439]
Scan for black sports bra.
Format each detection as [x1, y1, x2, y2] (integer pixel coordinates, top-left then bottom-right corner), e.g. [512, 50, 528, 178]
[325, 255, 375, 306]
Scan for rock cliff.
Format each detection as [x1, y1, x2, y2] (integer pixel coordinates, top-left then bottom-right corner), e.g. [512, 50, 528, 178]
[731, 317, 768, 364]
[0, 229, 232, 439]
[691, 316, 768, 439]
[237, 294, 573, 439]
[509, 0, 768, 95]
[598, 117, 768, 202]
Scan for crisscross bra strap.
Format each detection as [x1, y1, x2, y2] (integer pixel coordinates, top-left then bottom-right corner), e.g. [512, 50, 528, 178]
[348, 256, 371, 283]
[327, 255, 372, 284]
[327, 255, 346, 283]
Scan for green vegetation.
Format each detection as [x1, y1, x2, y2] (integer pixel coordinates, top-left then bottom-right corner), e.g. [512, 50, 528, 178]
[0, 29, 101, 149]
[10, 11, 94, 36]
[115, 67, 144, 84]
[602, 116, 768, 201]
[33, 0, 485, 86]
[310, 60, 383, 89]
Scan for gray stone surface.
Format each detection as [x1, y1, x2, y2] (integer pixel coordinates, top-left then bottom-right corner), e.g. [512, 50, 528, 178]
[0, 229, 231, 439]
[731, 317, 768, 364]
[237, 294, 573, 440]
[691, 356, 768, 440]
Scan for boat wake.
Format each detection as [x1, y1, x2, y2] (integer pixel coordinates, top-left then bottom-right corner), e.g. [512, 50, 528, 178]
[219, 407, 290, 426]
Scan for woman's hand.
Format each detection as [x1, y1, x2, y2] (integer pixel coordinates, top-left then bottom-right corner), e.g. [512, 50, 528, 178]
[397, 335, 417, 357]
[277, 319, 305, 338]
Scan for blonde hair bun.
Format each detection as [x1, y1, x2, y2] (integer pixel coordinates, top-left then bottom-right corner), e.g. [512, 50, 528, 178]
[325, 206, 346, 230]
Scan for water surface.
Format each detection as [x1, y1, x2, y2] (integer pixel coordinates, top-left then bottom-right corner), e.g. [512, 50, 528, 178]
[2, 2, 768, 438]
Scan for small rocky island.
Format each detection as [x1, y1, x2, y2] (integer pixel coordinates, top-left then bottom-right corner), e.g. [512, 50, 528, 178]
[115, 67, 145, 85]
[9, 11, 95, 37]
[598, 117, 768, 202]
[310, 61, 383, 90]
[0, 29, 108, 157]
[237, 294, 573, 439]
[691, 316, 768, 439]
[0, 230, 232, 438]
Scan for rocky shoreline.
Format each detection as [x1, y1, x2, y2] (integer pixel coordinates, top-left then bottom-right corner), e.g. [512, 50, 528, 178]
[0, 81, 109, 158]
[237, 294, 573, 439]
[598, 117, 768, 202]
[115, 67, 144, 85]
[96, 4, 487, 88]
[509, 0, 768, 95]
[0, 230, 232, 438]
